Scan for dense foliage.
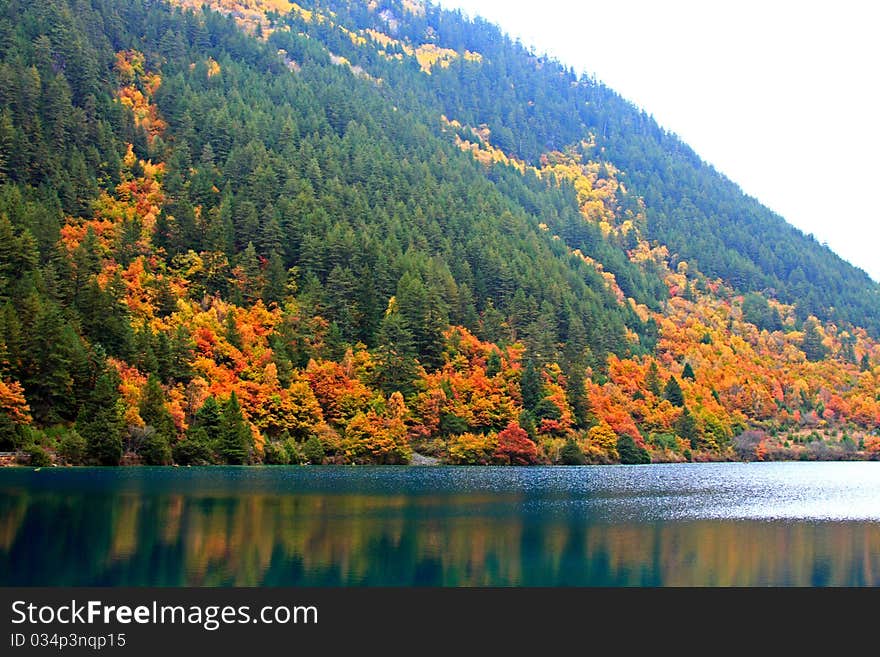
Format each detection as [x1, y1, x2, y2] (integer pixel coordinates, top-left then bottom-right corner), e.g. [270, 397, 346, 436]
[1, 0, 878, 466]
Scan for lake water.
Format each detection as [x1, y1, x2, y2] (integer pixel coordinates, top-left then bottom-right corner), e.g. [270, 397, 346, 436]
[2, 462, 879, 586]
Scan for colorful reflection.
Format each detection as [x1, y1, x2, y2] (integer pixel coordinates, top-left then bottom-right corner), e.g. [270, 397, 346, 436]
[1, 465, 879, 586]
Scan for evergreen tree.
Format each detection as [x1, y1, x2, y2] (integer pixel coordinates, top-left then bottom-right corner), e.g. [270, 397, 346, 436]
[663, 376, 685, 407]
[681, 362, 696, 381]
[674, 407, 700, 449]
[520, 359, 542, 412]
[224, 310, 242, 351]
[24, 301, 77, 423]
[645, 361, 662, 397]
[138, 374, 174, 465]
[373, 305, 418, 396]
[78, 371, 124, 466]
[802, 319, 827, 362]
[559, 439, 586, 465]
[565, 366, 593, 429]
[617, 435, 651, 464]
[173, 426, 215, 465]
[218, 392, 251, 464]
[262, 253, 288, 306]
[238, 241, 263, 304]
[395, 271, 447, 370]
[195, 396, 222, 442]
[486, 350, 502, 378]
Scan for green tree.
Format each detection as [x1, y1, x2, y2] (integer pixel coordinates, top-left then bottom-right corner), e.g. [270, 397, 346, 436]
[520, 359, 541, 412]
[373, 306, 418, 396]
[681, 362, 695, 381]
[559, 439, 586, 465]
[218, 392, 251, 464]
[645, 361, 662, 397]
[195, 395, 222, 441]
[58, 429, 87, 465]
[664, 376, 685, 407]
[173, 426, 215, 465]
[138, 374, 174, 465]
[674, 407, 699, 448]
[238, 241, 263, 304]
[486, 350, 502, 378]
[78, 372, 124, 466]
[395, 271, 448, 370]
[303, 434, 325, 464]
[801, 319, 827, 362]
[617, 435, 651, 464]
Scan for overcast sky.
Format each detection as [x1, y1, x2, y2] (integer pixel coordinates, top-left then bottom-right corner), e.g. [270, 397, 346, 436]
[436, 0, 880, 281]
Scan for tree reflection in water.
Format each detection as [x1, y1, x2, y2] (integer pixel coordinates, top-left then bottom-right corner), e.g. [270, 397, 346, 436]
[2, 466, 880, 586]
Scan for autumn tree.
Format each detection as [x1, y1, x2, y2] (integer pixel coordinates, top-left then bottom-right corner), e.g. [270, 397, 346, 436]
[343, 409, 410, 464]
[493, 421, 538, 465]
[588, 422, 618, 459]
[0, 378, 30, 449]
[448, 432, 497, 465]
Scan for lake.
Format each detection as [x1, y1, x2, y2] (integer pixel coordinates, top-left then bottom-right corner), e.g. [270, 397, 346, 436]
[1, 462, 879, 586]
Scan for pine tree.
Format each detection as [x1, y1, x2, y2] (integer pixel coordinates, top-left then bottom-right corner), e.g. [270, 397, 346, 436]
[478, 300, 508, 346]
[674, 407, 699, 449]
[486, 350, 502, 378]
[78, 371, 124, 466]
[373, 304, 417, 396]
[0, 213, 17, 299]
[262, 252, 288, 306]
[395, 271, 447, 370]
[520, 359, 542, 412]
[802, 319, 827, 362]
[168, 325, 194, 383]
[154, 277, 178, 318]
[565, 366, 593, 429]
[525, 307, 559, 367]
[224, 310, 242, 351]
[664, 376, 685, 407]
[195, 396, 222, 442]
[138, 374, 174, 465]
[645, 361, 662, 397]
[24, 301, 77, 423]
[218, 392, 251, 464]
[682, 362, 696, 381]
[239, 241, 263, 304]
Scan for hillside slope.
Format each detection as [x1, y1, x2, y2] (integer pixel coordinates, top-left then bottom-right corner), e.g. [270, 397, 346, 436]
[0, 0, 878, 466]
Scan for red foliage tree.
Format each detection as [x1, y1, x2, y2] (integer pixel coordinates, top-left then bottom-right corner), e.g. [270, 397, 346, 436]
[493, 421, 538, 465]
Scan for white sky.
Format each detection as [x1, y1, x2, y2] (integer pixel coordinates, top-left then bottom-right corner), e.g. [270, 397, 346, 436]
[436, 0, 880, 281]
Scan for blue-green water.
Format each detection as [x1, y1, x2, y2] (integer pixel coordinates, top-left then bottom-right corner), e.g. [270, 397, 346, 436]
[2, 462, 880, 586]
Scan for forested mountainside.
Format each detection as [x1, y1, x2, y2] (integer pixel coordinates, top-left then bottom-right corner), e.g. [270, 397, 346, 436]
[1, 0, 879, 466]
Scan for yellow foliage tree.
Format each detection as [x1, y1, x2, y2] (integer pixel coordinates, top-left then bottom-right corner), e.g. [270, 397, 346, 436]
[588, 422, 619, 458]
